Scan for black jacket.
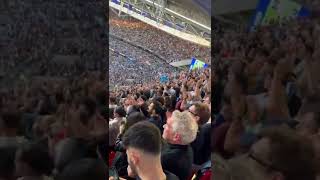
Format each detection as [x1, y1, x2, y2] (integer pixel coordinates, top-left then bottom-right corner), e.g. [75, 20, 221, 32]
[191, 123, 211, 165]
[136, 170, 179, 180]
[161, 143, 193, 180]
[149, 116, 164, 134]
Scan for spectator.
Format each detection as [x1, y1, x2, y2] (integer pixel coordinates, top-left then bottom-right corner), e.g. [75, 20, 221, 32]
[112, 121, 179, 180]
[189, 103, 211, 165]
[161, 110, 198, 180]
[113, 112, 147, 177]
[148, 100, 165, 133]
[109, 106, 126, 147]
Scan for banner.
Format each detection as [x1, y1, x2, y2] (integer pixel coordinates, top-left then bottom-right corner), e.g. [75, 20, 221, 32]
[189, 57, 208, 71]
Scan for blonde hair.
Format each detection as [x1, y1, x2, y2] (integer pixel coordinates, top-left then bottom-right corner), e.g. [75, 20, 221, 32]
[171, 110, 198, 145]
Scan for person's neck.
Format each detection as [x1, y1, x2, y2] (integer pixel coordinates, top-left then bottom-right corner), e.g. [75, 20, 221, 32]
[138, 161, 166, 180]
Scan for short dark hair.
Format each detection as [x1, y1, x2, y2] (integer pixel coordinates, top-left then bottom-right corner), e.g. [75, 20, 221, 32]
[109, 97, 116, 104]
[155, 96, 164, 106]
[122, 121, 161, 155]
[126, 105, 139, 116]
[140, 95, 147, 102]
[125, 112, 146, 131]
[57, 158, 107, 180]
[143, 90, 151, 99]
[152, 100, 163, 115]
[114, 106, 126, 117]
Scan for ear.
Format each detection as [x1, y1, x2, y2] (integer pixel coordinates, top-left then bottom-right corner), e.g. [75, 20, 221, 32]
[129, 150, 140, 165]
[173, 133, 182, 144]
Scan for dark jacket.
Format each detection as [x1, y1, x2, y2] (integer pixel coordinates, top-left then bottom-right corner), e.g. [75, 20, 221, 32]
[149, 116, 164, 134]
[191, 123, 211, 165]
[136, 170, 179, 180]
[161, 143, 193, 180]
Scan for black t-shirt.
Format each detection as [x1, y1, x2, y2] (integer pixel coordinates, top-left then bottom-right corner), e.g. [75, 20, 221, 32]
[161, 143, 193, 180]
[136, 170, 179, 180]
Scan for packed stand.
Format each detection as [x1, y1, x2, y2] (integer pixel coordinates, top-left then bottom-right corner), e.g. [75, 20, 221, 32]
[109, 36, 178, 87]
[109, 68, 212, 180]
[0, 72, 108, 180]
[109, 11, 211, 64]
[0, 0, 107, 86]
[213, 11, 320, 180]
[0, 0, 108, 180]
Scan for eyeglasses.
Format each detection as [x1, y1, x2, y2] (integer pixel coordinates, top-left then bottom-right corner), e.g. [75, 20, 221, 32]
[188, 110, 198, 117]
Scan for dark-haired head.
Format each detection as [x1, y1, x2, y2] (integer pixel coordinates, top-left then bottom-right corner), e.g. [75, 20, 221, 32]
[125, 112, 146, 131]
[123, 121, 161, 155]
[114, 106, 126, 118]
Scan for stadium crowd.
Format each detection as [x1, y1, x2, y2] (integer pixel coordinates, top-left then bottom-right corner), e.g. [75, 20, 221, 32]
[109, 12, 211, 64]
[109, 36, 178, 87]
[108, 10, 212, 180]
[109, 68, 212, 180]
[213, 10, 320, 180]
[0, 0, 107, 85]
[0, 0, 109, 180]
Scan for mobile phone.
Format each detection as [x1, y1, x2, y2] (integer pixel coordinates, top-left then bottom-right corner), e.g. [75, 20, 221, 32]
[109, 167, 119, 180]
